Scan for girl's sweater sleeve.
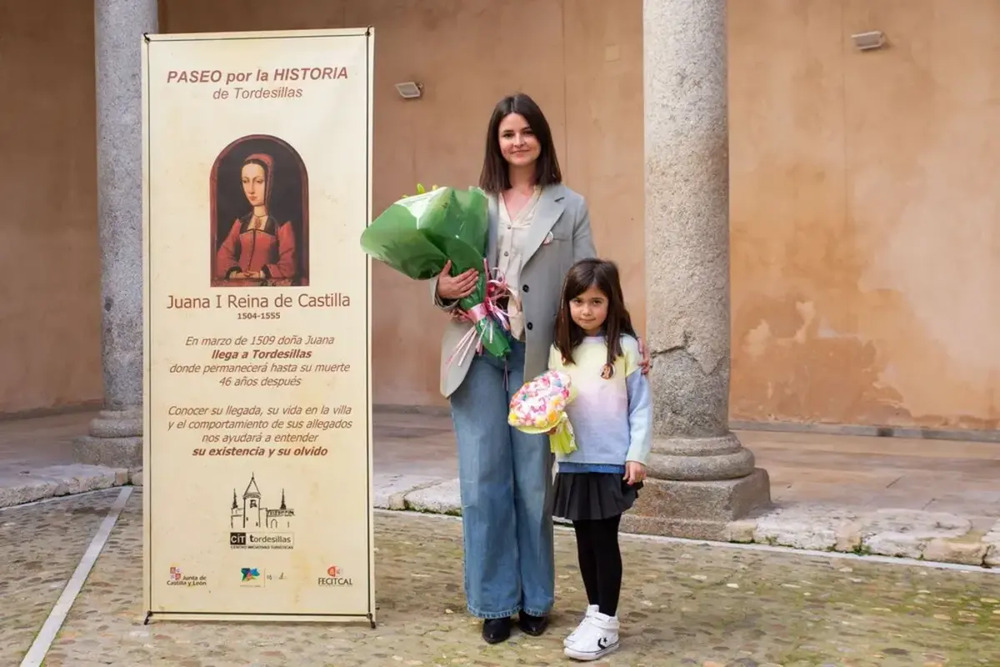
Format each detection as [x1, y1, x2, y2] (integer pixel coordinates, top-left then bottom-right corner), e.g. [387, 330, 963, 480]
[624, 370, 652, 464]
[547, 344, 561, 371]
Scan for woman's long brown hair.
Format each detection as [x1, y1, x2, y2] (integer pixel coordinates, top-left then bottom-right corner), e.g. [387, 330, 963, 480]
[478, 92, 562, 194]
[554, 258, 637, 371]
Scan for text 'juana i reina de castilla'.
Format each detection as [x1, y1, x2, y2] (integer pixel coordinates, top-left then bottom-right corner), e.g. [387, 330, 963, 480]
[167, 293, 350, 309]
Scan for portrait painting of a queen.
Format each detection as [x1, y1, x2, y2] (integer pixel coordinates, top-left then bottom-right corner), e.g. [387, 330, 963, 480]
[215, 153, 297, 281]
[210, 136, 309, 288]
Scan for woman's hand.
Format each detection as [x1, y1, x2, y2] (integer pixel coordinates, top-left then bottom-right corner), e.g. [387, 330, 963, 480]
[436, 260, 478, 301]
[624, 461, 646, 485]
[638, 337, 652, 375]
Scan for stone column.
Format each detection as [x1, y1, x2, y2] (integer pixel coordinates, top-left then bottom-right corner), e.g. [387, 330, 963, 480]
[75, 0, 158, 468]
[625, 0, 771, 539]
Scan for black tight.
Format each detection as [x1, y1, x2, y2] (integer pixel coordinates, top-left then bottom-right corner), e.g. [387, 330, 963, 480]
[572, 514, 622, 617]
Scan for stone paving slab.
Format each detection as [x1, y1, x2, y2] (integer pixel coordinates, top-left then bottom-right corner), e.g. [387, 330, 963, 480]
[402, 478, 462, 515]
[399, 480, 1000, 569]
[0, 463, 127, 508]
[373, 472, 448, 511]
[5, 490, 999, 665]
[985, 525, 1000, 567]
[0, 489, 122, 666]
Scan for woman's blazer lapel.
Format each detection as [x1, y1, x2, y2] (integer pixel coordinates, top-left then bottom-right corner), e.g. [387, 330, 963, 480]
[486, 184, 567, 272]
[522, 184, 566, 266]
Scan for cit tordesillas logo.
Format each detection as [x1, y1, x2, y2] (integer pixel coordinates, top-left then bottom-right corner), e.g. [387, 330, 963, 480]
[229, 473, 295, 550]
[318, 565, 353, 587]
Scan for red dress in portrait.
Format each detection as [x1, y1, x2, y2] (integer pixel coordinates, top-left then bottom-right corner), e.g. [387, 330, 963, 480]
[215, 215, 297, 279]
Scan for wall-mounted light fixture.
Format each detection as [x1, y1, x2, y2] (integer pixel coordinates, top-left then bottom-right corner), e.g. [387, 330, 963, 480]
[851, 31, 886, 51]
[395, 81, 422, 99]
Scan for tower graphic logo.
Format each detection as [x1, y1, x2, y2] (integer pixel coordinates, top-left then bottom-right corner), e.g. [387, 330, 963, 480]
[228, 473, 296, 550]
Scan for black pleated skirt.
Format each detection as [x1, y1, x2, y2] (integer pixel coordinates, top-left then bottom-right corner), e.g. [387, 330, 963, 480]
[553, 472, 642, 521]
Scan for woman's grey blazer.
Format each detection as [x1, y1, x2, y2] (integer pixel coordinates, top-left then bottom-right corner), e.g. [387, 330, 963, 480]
[430, 183, 597, 398]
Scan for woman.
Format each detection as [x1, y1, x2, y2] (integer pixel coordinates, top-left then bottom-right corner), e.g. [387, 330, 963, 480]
[431, 93, 598, 644]
[215, 153, 298, 282]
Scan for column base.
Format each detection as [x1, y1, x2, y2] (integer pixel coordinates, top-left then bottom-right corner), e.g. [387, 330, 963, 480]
[646, 432, 757, 481]
[74, 408, 143, 468]
[621, 469, 772, 540]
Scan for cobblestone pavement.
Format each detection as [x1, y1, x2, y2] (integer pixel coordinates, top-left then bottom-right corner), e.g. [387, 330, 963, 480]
[0, 490, 116, 665]
[2, 489, 999, 666]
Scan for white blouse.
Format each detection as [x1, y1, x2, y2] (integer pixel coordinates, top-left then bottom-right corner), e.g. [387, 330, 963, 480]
[495, 187, 542, 341]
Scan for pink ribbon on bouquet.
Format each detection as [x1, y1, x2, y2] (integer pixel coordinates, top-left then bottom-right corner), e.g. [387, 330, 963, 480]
[484, 263, 516, 332]
[445, 259, 516, 370]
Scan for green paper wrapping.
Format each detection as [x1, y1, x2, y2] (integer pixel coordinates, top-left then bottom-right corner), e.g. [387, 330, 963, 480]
[360, 186, 511, 360]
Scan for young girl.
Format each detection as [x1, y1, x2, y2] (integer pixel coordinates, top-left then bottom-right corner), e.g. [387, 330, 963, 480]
[548, 258, 652, 661]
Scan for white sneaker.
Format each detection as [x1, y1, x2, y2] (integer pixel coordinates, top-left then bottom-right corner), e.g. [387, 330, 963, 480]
[563, 604, 599, 647]
[563, 611, 620, 661]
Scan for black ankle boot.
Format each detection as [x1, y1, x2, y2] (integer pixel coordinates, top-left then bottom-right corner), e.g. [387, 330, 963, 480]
[482, 617, 512, 644]
[518, 612, 549, 636]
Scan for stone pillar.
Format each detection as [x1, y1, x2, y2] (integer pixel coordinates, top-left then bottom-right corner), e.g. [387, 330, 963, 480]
[75, 0, 158, 468]
[625, 0, 771, 539]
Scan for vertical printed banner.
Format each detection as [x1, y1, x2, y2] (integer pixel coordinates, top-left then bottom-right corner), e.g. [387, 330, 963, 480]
[141, 29, 374, 623]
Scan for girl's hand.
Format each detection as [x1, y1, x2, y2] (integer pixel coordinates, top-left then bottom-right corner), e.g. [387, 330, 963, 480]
[637, 337, 652, 375]
[624, 461, 646, 485]
[436, 260, 478, 301]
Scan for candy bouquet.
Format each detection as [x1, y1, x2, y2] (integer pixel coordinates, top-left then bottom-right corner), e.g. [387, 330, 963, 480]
[508, 370, 578, 455]
[360, 184, 511, 363]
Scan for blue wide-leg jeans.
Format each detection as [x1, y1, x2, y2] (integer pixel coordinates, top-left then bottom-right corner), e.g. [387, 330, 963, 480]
[449, 339, 555, 619]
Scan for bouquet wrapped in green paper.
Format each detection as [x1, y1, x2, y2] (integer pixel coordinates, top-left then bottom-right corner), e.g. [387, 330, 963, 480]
[360, 185, 511, 363]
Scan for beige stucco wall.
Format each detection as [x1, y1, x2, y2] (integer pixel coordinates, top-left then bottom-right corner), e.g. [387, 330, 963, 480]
[0, 0, 104, 415]
[729, 0, 1000, 431]
[161, 0, 646, 409]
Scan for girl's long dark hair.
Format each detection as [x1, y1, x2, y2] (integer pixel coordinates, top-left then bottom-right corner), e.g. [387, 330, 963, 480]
[554, 258, 637, 371]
